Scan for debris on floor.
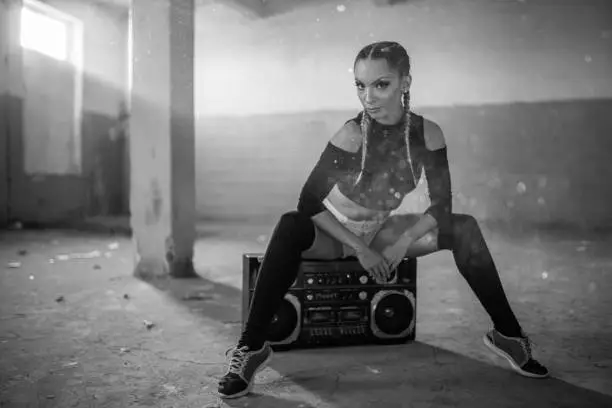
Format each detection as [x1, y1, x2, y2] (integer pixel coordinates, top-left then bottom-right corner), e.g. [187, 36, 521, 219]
[56, 250, 102, 261]
[182, 292, 214, 301]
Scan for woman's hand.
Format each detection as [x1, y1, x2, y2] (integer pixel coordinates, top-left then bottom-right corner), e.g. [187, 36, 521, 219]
[355, 245, 391, 283]
[382, 235, 414, 272]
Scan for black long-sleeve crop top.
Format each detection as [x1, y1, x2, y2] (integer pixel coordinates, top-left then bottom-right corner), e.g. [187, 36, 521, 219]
[297, 112, 452, 238]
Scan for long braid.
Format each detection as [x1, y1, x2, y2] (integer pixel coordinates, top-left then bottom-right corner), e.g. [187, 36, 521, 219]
[355, 109, 370, 184]
[403, 90, 416, 185]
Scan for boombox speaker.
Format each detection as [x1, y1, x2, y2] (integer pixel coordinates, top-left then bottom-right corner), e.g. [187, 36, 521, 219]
[242, 253, 417, 350]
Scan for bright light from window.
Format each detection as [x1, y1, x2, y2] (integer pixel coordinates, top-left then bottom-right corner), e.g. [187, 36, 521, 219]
[20, 6, 68, 61]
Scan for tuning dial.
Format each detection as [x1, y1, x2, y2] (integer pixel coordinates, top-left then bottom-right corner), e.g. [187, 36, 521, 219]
[359, 291, 367, 300]
[359, 275, 368, 284]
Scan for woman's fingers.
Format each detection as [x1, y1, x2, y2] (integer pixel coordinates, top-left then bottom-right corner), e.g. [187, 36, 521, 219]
[376, 265, 385, 282]
[380, 261, 390, 281]
[378, 263, 389, 283]
[367, 258, 395, 284]
[371, 265, 383, 283]
[366, 266, 375, 280]
[370, 264, 381, 283]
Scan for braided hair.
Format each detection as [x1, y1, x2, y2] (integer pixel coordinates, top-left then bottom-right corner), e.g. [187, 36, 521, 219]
[354, 41, 415, 184]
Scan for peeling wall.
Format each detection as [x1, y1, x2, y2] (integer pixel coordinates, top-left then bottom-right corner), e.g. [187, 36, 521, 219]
[195, 0, 612, 115]
[4, 0, 612, 229]
[194, 0, 612, 229]
[1, 0, 128, 225]
[196, 99, 612, 229]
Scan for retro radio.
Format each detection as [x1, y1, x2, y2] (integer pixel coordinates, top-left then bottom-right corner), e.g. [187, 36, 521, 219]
[242, 253, 417, 350]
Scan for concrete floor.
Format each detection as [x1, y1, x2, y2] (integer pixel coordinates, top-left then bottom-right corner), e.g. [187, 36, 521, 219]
[0, 221, 611, 407]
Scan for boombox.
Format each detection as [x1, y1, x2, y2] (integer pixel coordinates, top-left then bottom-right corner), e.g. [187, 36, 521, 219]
[242, 253, 417, 350]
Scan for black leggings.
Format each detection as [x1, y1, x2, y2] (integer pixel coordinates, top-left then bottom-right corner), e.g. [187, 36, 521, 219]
[240, 211, 523, 349]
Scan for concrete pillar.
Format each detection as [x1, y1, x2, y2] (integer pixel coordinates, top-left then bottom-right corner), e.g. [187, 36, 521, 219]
[129, 0, 196, 279]
[0, 0, 10, 227]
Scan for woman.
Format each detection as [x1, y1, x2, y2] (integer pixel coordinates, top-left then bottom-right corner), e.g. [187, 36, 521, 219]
[218, 41, 549, 399]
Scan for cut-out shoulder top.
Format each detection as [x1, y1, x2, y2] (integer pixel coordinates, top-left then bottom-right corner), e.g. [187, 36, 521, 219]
[297, 111, 452, 237]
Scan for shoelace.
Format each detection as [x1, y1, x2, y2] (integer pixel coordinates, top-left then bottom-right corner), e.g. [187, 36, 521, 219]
[226, 346, 249, 375]
[518, 335, 536, 359]
[497, 330, 537, 362]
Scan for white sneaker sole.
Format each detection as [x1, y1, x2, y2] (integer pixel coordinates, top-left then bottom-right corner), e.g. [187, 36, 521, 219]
[218, 348, 274, 399]
[483, 334, 549, 379]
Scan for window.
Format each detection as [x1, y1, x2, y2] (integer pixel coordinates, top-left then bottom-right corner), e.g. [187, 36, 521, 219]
[19, 0, 84, 176]
[20, 5, 69, 61]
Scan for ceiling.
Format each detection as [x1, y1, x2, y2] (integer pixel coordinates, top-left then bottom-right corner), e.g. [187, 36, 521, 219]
[97, 0, 412, 18]
[222, 0, 412, 18]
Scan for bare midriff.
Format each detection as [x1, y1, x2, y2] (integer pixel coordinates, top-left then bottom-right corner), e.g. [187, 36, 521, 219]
[325, 184, 391, 222]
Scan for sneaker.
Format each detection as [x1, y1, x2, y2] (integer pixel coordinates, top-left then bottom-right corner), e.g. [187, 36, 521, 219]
[217, 342, 273, 399]
[483, 329, 549, 379]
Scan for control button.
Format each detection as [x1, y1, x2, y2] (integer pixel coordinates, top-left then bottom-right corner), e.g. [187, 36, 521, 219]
[359, 275, 368, 284]
[359, 291, 367, 300]
[306, 294, 313, 301]
[307, 278, 314, 284]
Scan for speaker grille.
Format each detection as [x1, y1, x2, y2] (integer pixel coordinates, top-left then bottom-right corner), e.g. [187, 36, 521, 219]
[371, 291, 415, 338]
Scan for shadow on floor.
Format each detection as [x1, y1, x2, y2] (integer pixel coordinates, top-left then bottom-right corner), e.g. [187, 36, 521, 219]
[265, 344, 612, 408]
[144, 272, 612, 408]
[146, 273, 244, 325]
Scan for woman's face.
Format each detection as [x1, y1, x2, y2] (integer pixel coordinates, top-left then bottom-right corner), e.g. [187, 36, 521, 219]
[354, 58, 409, 125]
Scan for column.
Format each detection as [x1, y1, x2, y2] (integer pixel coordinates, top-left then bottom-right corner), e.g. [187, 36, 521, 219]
[0, 0, 10, 226]
[129, 0, 196, 279]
